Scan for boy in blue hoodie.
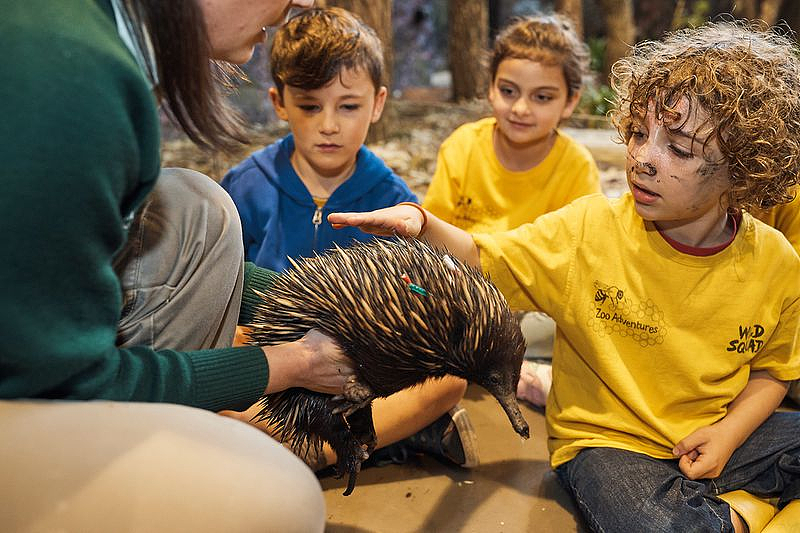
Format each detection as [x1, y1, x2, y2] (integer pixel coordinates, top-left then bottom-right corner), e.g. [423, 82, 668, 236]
[222, 7, 478, 475]
[222, 8, 417, 271]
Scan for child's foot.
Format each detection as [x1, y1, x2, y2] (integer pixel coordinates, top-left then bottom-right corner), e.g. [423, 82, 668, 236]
[517, 360, 552, 407]
[363, 404, 480, 468]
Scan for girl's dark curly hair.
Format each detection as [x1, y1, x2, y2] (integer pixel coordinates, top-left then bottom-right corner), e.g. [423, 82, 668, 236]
[610, 20, 800, 211]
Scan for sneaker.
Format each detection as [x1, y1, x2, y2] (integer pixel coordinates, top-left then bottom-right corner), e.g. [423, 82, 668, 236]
[361, 439, 410, 468]
[365, 404, 480, 468]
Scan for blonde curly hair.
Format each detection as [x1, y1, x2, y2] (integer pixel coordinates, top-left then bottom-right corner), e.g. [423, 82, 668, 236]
[610, 20, 800, 211]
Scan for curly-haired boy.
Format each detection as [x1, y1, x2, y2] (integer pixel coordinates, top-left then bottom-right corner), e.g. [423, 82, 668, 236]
[330, 20, 800, 531]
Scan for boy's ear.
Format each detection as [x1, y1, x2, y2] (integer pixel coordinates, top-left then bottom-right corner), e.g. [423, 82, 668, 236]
[269, 87, 289, 121]
[370, 86, 388, 124]
[562, 90, 582, 120]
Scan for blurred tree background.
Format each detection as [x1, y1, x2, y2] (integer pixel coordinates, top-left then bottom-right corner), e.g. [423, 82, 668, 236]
[229, 0, 797, 135]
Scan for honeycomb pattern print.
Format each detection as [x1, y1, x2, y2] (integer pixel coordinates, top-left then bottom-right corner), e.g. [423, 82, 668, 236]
[586, 281, 667, 347]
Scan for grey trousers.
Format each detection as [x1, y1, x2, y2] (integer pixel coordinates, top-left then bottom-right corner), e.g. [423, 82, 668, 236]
[0, 169, 326, 532]
[113, 167, 244, 350]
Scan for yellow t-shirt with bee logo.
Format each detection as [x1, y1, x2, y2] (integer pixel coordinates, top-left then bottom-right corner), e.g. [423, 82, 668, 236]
[474, 193, 800, 468]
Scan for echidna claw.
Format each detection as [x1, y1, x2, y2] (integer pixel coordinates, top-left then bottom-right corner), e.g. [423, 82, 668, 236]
[342, 378, 374, 404]
[342, 464, 361, 496]
[331, 399, 370, 416]
[330, 377, 375, 416]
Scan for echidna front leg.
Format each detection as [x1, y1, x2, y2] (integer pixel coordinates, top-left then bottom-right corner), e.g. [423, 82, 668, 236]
[329, 404, 377, 496]
[331, 375, 375, 416]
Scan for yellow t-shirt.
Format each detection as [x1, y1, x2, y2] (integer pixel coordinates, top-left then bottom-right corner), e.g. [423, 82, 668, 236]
[750, 192, 800, 256]
[423, 117, 601, 233]
[474, 193, 800, 468]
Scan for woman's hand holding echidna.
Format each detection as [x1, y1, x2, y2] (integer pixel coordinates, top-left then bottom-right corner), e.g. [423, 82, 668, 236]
[328, 203, 427, 238]
[296, 329, 355, 393]
[262, 329, 353, 395]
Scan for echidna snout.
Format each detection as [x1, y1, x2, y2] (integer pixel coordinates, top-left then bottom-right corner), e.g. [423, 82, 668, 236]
[477, 365, 530, 439]
[496, 391, 529, 439]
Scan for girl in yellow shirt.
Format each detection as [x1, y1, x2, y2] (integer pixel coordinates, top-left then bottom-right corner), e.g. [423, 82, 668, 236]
[423, 14, 600, 231]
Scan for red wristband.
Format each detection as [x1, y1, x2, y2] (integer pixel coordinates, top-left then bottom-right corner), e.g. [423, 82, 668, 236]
[397, 202, 428, 236]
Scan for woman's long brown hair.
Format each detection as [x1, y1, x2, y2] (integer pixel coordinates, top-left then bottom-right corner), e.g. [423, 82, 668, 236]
[123, 0, 249, 152]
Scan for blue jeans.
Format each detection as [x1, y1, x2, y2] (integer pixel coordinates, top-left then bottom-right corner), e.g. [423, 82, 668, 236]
[556, 412, 800, 532]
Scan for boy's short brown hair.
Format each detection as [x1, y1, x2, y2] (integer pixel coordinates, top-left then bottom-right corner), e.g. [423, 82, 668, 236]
[610, 20, 800, 211]
[270, 7, 384, 97]
[489, 13, 590, 99]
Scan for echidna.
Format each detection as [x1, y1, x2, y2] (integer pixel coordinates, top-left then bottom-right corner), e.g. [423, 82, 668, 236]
[246, 237, 529, 495]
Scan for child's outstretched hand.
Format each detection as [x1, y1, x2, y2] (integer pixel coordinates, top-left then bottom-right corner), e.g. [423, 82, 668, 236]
[672, 423, 739, 480]
[329, 203, 426, 238]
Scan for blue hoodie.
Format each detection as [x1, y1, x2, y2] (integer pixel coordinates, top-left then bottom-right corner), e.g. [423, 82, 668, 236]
[222, 134, 418, 271]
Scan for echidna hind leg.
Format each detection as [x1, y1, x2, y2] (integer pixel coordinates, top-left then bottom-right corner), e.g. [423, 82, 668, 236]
[331, 404, 376, 496]
[331, 376, 375, 416]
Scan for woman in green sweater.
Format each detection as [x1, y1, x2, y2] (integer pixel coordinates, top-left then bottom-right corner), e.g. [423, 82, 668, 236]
[0, 1, 348, 531]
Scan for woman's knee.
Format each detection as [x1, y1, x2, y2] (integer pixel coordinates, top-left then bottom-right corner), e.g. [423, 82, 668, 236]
[140, 403, 327, 532]
[117, 167, 243, 284]
[115, 168, 245, 349]
[0, 401, 325, 533]
[158, 404, 327, 532]
[158, 167, 243, 261]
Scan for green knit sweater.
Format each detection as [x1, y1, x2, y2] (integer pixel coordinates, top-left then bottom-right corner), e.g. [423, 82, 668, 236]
[0, 0, 273, 411]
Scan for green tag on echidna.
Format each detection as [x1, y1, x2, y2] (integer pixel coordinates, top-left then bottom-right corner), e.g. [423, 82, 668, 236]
[400, 271, 428, 296]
